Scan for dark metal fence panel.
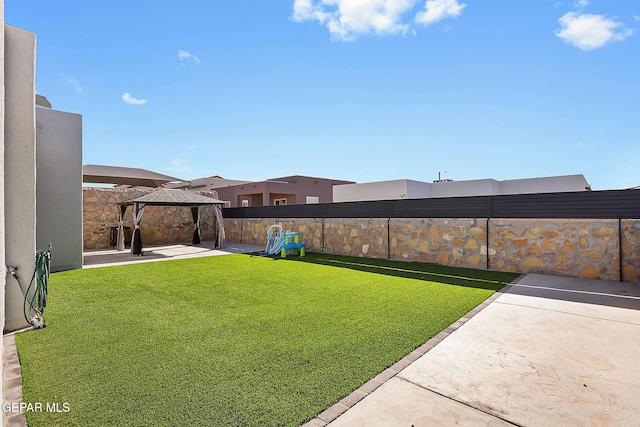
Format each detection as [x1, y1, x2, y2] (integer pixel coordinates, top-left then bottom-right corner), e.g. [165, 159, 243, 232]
[490, 190, 640, 219]
[320, 200, 393, 218]
[391, 196, 491, 218]
[223, 189, 640, 219]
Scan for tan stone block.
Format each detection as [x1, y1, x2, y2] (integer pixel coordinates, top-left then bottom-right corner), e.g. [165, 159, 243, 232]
[465, 239, 479, 250]
[497, 261, 505, 268]
[349, 229, 358, 238]
[527, 243, 541, 256]
[436, 252, 450, 264]
[408, 239, 418, 248]
[579, 237, 589, 247]
[578, 264, 599, 279]
[541, 240, 556, 251]
[583, 251, 603, 260]
[419, 252, 433, 262]
[500, 230, 518, 238]
[542, 231, 559, 239]
[623, 267, 638, 280]
[418, 242, 429, 252]
[467, 254, 481, 266]
[555, 264, 570, 272]
[493, 238, 504, 247]
[513, 250, 524, 260]
[601, 227, 615, 235]
[410, 231, 418, 239]
[397, 235, 406, 241]
[429, 229, 440, 239]
[524, 257, 546, 267]
[531, 227, 541, 234]
[453, 237, 464, 246]
[456, 226, 467, 233]
[471, 227, 483, 234]
[561, 241, 577, 253]
[344, 244, 352, 253]
[513, 239, 528, 247]
[419, 231, 428, 239]
[505, 265, 520, 273]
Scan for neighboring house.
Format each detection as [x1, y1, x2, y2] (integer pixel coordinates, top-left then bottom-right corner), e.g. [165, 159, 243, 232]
[212, 175, 355, 207]
[333, 174, 591, 203]
[184, 176, 251, 192]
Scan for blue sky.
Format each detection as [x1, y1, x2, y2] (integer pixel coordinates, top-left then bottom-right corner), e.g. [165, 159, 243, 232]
[6, 0, 639, 190]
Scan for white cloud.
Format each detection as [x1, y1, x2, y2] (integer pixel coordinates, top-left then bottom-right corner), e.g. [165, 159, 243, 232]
[66, 78, 83, 93]
[415, 0, 466, 26]
[574, 0, 589, 13]
[178, 49, 201, 64]
[292, 0, 465, 41]
[121, 93, 148, 105]
[555, 11, 633, 50]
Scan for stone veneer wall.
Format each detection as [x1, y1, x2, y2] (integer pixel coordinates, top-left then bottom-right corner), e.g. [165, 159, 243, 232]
[323, 218, 389, 258]
[223, 217, 640, 284]
[621, 219, 640, 283]
[83, 187, 220, 250]
[488, 219, 619, 281]
[389, 218, 488, 269]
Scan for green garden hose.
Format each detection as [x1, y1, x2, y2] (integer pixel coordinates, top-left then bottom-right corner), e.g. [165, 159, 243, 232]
[7, 244, 52, 329]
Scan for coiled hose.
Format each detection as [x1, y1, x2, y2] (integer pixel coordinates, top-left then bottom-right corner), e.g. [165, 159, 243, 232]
[7, 244, 51, 329]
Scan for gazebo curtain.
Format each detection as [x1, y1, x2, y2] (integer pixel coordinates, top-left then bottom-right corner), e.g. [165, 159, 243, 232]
[116, 204, 128, 251]
[214, 205, 226, 249]
[131, 203, 146, 255]
[191, 206, 201, 245]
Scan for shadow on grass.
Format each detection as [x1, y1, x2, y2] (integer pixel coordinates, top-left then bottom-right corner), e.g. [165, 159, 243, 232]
[245, 251, 519, 291]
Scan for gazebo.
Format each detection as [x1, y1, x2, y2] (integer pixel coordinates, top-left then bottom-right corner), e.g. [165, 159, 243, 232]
[117, 189, 226, 255]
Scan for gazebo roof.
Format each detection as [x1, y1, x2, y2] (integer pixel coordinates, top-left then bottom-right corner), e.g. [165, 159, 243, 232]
[119, 189, 226, 206]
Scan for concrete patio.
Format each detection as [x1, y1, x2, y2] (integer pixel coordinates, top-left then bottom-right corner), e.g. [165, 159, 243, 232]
[316, 274, 640, 427]
[82, 241, 264, 269]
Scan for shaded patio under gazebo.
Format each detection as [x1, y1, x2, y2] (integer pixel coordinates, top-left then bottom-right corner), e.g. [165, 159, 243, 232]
[117, 189, 226, 255]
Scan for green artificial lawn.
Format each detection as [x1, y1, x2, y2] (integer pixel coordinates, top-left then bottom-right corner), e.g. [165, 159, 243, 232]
[16, 253, 518, 427]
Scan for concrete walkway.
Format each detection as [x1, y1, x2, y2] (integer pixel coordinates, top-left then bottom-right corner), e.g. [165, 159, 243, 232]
[82, 241, 264, 269]
[311, 274, 640, 427]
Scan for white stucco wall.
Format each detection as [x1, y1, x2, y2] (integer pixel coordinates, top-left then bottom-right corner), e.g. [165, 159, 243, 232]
[499, 174, 590, 194]
[405, 180, 431, 198]
[334, 175, 590, 202]
[4, 25, 36, 332]
[429, 179, 501, 198]
[36, 108, 83, 271]
[1, 0, 6, 407]
[333, 180, 410, 202]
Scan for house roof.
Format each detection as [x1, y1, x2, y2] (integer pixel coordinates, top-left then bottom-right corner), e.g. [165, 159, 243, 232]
[83, 164, 185, 187]
[119, 189, 225, 206]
